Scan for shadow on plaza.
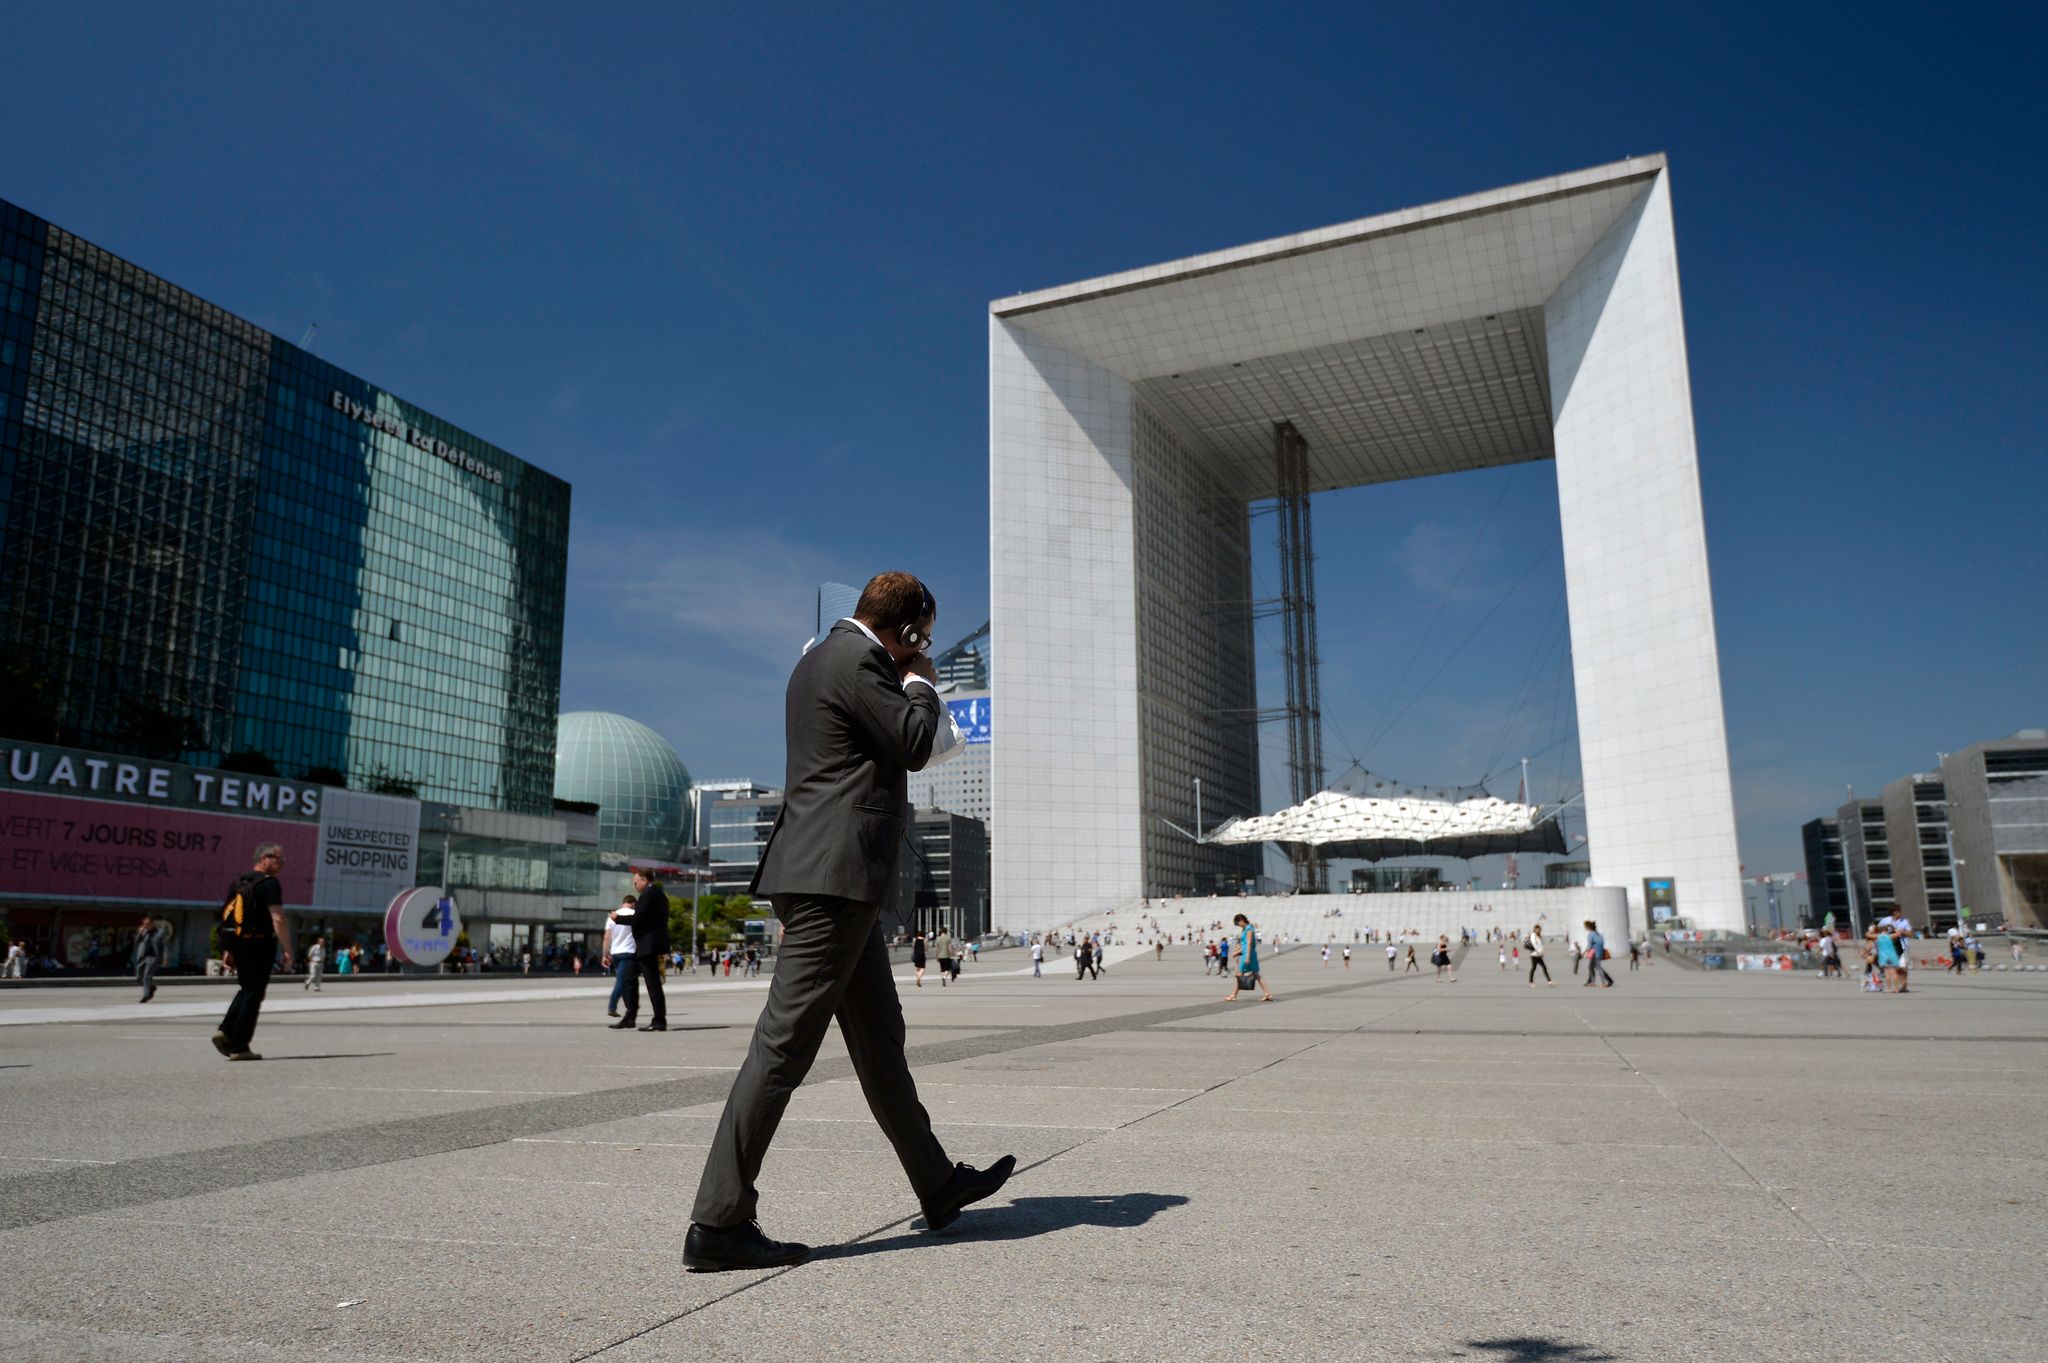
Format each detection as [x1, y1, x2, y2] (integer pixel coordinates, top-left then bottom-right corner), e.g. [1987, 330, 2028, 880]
[258, 1052, 398, 1062]
[1460, 1337, 1614, 1362]
[820, 1191, 1191, 1259]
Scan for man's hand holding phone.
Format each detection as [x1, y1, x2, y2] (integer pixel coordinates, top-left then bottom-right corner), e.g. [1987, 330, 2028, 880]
[900, 651, 937, 685]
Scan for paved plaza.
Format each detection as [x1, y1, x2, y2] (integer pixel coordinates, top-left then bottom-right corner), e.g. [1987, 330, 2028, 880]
[2, 943, 2043, 1362]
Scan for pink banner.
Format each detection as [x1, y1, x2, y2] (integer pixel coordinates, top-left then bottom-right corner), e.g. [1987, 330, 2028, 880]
[0, 790, 317, 906]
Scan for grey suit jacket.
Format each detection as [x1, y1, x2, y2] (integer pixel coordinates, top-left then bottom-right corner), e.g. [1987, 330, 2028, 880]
[751, 621, 941, 906]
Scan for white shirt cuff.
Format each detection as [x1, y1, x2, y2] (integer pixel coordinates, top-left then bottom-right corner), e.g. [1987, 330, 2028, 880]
[902, 676, 938, 693]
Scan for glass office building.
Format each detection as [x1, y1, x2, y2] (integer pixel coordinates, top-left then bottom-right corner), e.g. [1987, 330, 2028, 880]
[0, 198, 569, 815]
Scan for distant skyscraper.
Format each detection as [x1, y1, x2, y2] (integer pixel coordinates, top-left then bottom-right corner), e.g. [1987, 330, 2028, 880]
[933, 620, 990, 689]
[811, 581, 862, 648]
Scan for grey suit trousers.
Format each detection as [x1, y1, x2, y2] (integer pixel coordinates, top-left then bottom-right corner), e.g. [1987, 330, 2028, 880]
[690, 893, 950, 1228]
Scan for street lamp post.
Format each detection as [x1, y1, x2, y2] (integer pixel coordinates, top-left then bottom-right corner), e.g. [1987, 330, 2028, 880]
[1943, 796, 1967, 930]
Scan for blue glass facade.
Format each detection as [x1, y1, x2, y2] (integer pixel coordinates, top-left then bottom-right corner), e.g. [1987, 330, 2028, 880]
[0, 198, 569, 815]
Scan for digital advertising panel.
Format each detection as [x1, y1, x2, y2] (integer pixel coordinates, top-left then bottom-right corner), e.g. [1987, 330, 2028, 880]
[947, 695, 991, 745]
[0, 788, 319, 907]
[0, 741, 419, 915]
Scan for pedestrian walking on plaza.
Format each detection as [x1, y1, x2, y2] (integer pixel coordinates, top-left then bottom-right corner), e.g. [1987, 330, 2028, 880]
[935, 928, 954, 986]
[1403, 944, 1420, 973]
[1322, 944, 1331, 968]
[1877, 921, 1904, 993]
[911, 930, 928, 987]
[1571, 940, 1583, 975]
[132, 914, 167, 1002]
[1818, 933, 1851, 978]
[1387, 943, 1398, 971]
[631, 869, 671, 1031]
[604, 896, 639, 1024]
[1628, 940, 1641, 971]
[2013, 939, 2027, 965]
[1582, 921, 1614, 989]
[1527, 925, 1553, 986]
[302, 936, 326, 992]
[1342, 945, 1352, 970]
[1888, 915, 1914, 993]
[1222, 912, 1273, 1002]
[683, 573, 1014, 1272]
[213, 843, 291, 1061]
[1498, 943, 1508, 972]
[1431, 935, 1456, 983]
[1031, 937, 1044, 976]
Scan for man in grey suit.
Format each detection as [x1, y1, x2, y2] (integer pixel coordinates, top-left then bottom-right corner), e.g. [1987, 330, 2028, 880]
[132, 915, 167, 1002]
[684, 573, 1015, 1272]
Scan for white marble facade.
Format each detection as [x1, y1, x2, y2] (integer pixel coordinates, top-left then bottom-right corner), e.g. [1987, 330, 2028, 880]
[990, 158, 1743, 941]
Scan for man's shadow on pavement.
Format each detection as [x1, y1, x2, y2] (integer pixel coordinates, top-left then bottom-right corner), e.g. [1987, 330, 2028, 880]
[818, 1192, 1190, 1259]
[1462, 1337, 1614, 1362]
[260, 1052, 398, 1062]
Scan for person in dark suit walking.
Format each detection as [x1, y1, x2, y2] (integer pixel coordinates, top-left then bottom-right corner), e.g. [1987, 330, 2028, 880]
[132, 915, 167, 1002]
[684, 573, 1014, 1272]
[631, 869, 671, 1031]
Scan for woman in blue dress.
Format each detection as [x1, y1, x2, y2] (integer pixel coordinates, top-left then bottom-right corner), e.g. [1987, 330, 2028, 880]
[1222, 912, 1274, 1003]
[1876, 923, 1902, 993]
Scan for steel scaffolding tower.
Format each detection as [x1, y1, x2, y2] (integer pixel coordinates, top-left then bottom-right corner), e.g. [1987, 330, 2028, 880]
[1273, 421, 1327, 892]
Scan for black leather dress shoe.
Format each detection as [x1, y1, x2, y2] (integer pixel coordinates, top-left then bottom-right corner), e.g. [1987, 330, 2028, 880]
[638, 1021, 667, 1032]
[608, 1018, 636, 1029]
[921, 1154, 1017, 1232]
[684, 1220, 810, 1272]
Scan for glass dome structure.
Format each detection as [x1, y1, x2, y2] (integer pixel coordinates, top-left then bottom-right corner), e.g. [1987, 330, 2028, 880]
[553, 712, 692, 860]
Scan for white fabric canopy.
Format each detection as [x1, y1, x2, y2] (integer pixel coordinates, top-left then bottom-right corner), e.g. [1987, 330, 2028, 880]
[1207, 788, 1563, 862]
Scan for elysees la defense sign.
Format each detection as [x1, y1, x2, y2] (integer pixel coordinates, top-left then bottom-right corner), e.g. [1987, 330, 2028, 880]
[1, 740, 419, 914]
[330, 390, 505, 486]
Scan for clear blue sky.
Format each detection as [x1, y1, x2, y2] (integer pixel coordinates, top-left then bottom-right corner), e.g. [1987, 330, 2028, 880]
[4, 2, 2042, 886]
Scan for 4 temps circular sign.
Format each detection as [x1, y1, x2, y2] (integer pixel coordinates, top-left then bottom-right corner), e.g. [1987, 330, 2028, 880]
[385, 885, 460, 967]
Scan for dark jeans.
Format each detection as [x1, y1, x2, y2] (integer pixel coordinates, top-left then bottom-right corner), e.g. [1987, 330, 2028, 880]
[1585, 958, 1614, 986]
[1529, 955, 1551, 982]
[219, 943, 274, 1049]
[691, 893, 950, 1229]
[611, 956, 639, 1019]
[136, 958, 157, 999]
[636, 953, 666, 1024]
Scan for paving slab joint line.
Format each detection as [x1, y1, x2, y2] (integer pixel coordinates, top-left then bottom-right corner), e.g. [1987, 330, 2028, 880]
[1595, 1033, 1961, 1363]
[574, 991, 1437, 1357]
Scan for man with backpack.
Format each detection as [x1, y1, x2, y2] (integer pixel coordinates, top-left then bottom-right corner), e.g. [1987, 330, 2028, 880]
[213, 843, 292, 1061]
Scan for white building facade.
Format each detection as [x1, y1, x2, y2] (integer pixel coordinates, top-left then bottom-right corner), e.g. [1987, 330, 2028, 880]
[908, 690, 992, 828]
[989, 157, 1743, 941]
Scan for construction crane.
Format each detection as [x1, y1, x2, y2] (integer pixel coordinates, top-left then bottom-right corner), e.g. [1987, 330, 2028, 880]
[1747, 872, 1804, 934]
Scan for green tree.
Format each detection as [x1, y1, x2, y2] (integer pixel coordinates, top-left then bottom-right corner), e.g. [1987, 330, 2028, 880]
[364, 763, 420, 797]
